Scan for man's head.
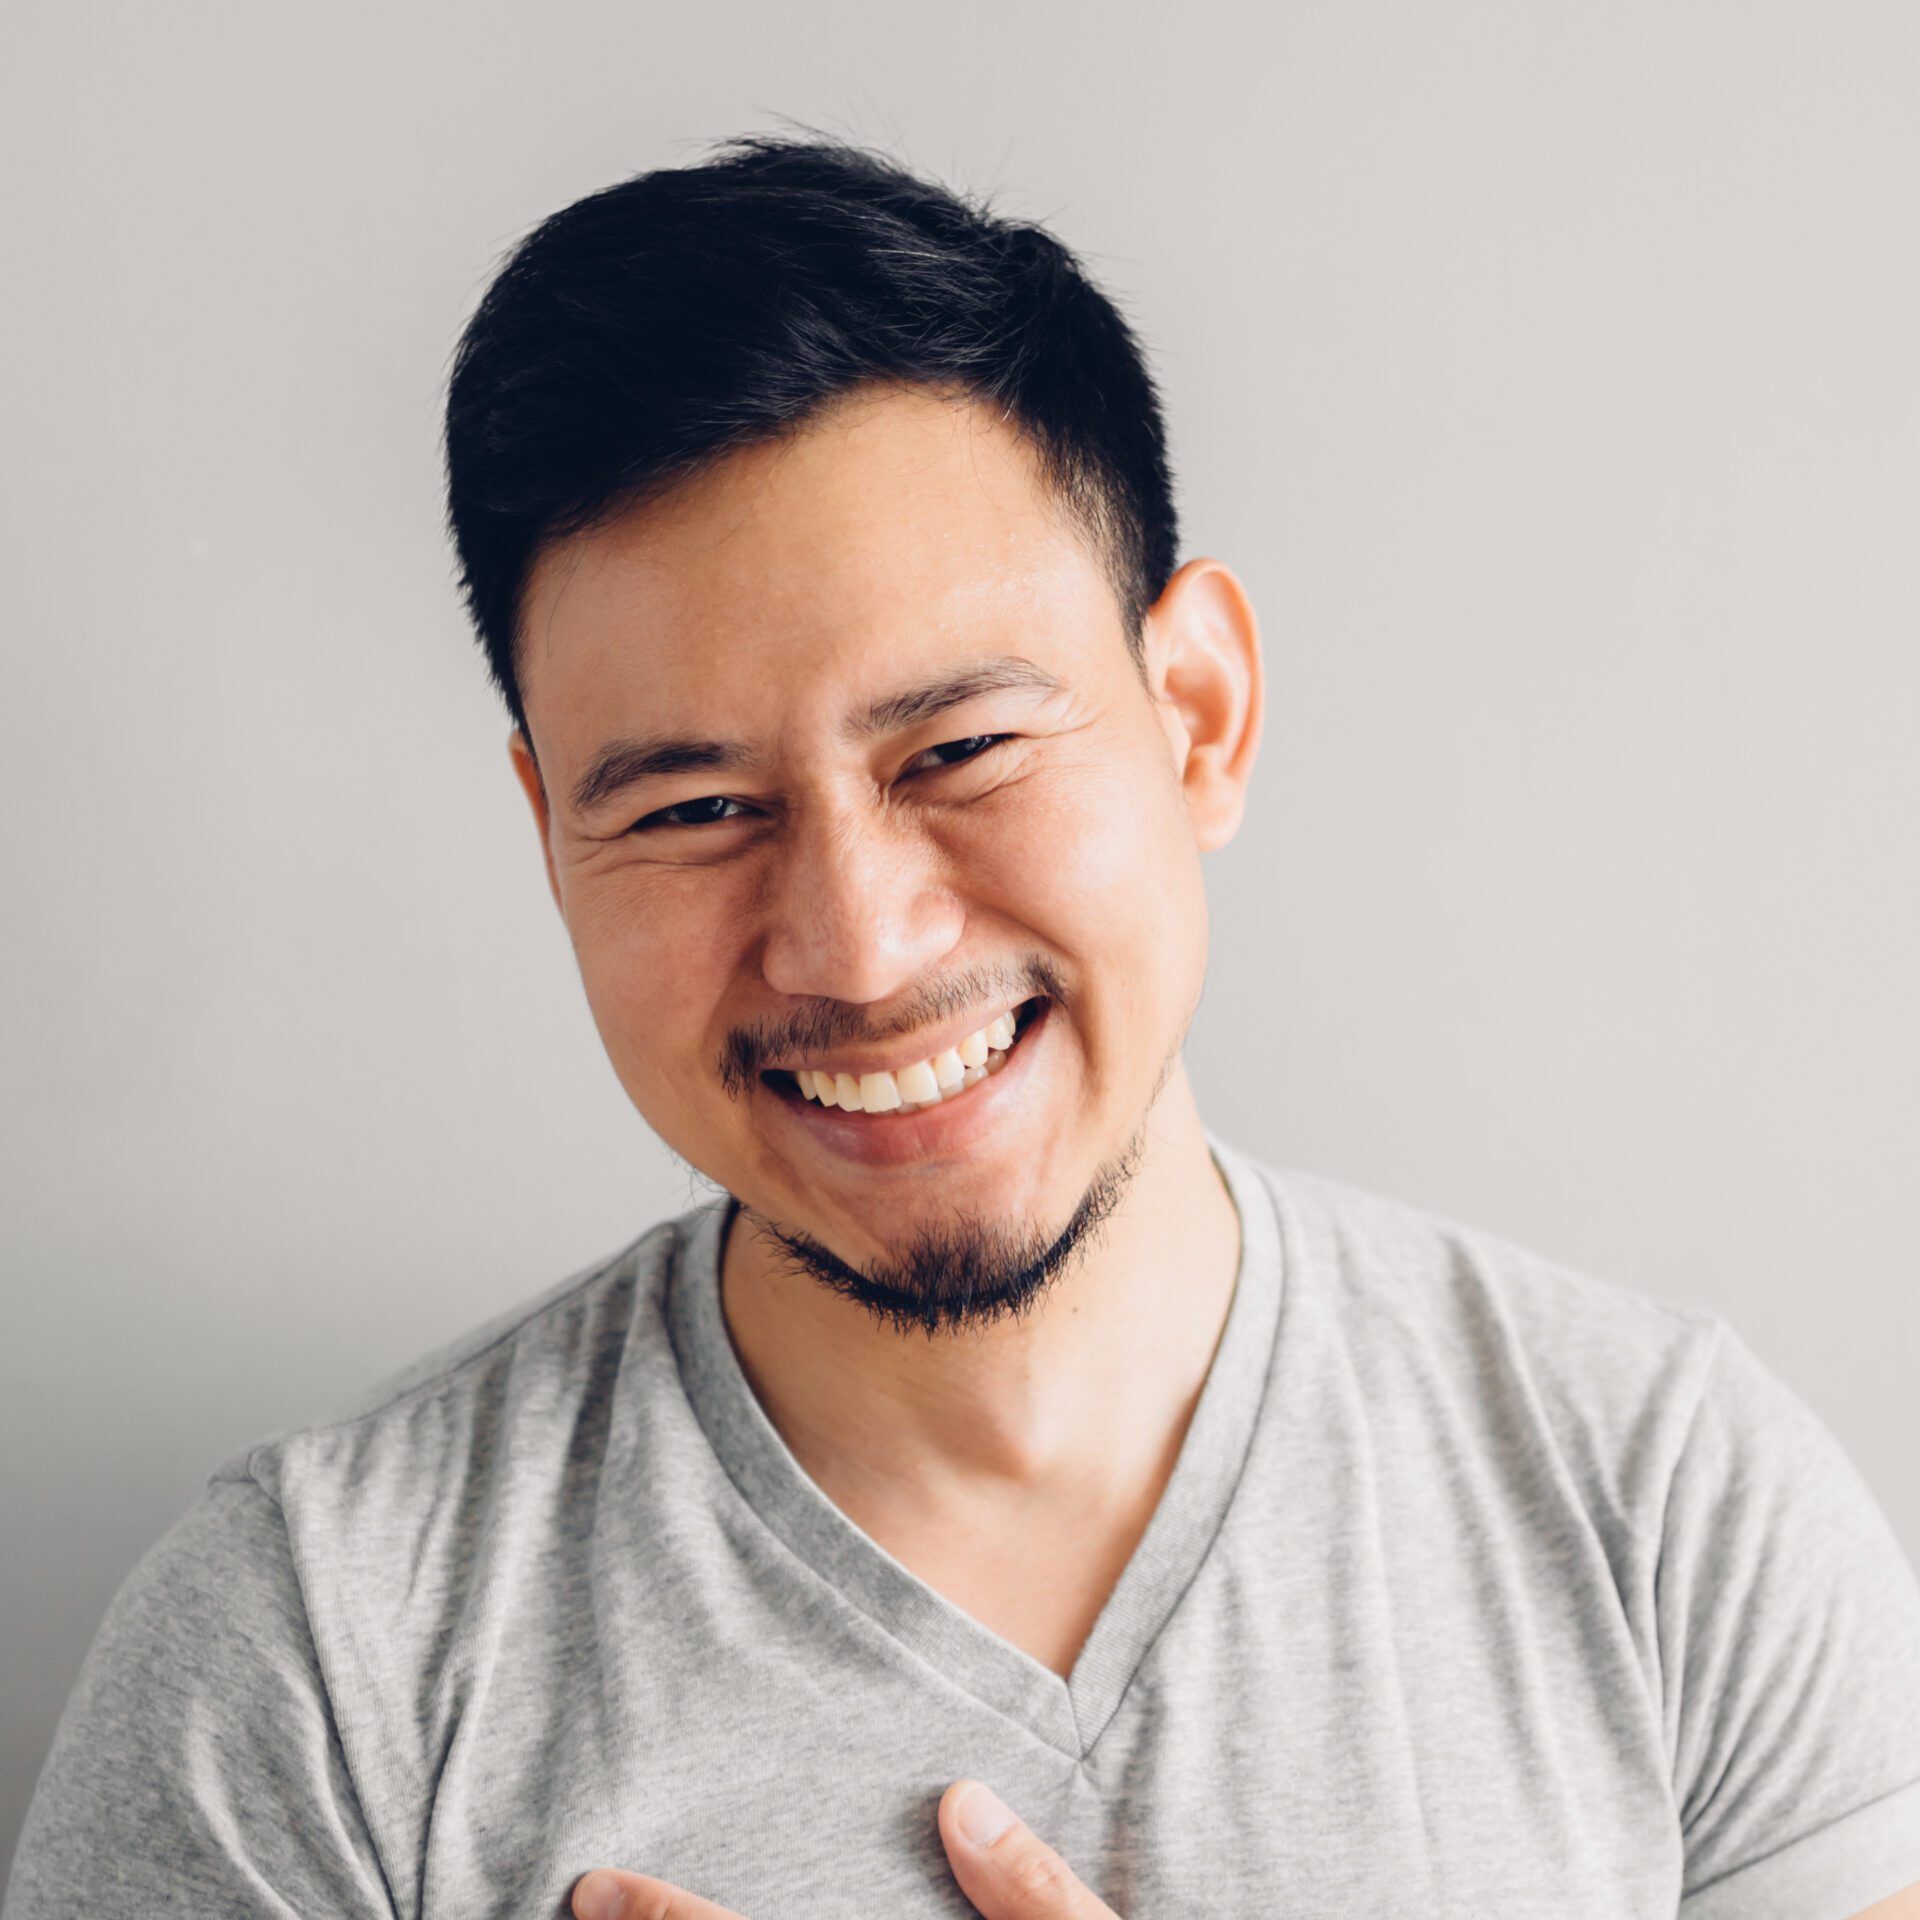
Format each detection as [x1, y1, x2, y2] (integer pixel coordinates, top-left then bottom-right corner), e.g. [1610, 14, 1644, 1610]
[443, 135, 1261, 1336]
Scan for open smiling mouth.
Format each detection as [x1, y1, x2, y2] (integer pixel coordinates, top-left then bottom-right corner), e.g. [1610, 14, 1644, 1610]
[759, 996, 1049, 1117]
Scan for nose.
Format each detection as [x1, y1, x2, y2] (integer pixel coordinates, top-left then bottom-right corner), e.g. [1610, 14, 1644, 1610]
[758, 802, 964, 1007]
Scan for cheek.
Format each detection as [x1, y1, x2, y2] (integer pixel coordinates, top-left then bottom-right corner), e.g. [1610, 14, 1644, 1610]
[960, 752, 1204, 1015]
[565, 870, 740, 1099]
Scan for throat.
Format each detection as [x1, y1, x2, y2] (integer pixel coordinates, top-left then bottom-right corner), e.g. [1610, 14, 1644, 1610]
[833, 1471, 1171, 1682]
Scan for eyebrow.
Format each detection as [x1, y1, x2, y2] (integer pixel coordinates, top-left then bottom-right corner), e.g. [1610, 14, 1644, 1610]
[569, 736, 758, 819]
[850, 656, 1064, 738]
[567, 655, 1065, 820]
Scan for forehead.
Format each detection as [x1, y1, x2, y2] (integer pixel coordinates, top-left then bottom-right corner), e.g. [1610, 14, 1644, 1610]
[515, 382, 1120, 745]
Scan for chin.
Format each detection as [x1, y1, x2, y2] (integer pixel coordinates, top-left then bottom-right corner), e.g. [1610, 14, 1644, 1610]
[745, 1123, 1148, 1339]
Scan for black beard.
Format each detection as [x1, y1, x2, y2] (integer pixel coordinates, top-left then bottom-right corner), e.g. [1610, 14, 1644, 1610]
[741, 1128, 1146, 1339]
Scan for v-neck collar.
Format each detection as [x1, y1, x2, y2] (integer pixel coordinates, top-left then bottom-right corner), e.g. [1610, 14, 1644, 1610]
[663, 1137, 1286, 1761]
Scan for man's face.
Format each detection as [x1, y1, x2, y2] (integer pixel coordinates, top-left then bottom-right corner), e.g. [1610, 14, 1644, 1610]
[511, 381, 1233, 1310]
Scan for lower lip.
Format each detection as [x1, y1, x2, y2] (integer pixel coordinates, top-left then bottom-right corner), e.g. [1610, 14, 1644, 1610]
[761, 1002, 1052, 1170]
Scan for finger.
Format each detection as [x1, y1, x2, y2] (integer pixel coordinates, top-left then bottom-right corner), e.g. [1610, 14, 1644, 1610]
[937, 1780, 1120, 1920]
[570, 1868, 751, 1920]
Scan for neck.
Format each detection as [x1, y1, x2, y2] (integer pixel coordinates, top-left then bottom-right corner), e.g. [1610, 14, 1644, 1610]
[717, 1066, 1242, 1519]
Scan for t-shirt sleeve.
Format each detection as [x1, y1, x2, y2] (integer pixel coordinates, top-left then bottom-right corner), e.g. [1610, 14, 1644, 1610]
[1664, 1320, 1920, 1919]
[2, 1472, 400, 1920]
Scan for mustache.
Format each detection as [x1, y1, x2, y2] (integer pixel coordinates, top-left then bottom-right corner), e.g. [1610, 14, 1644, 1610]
[717, 953, 1067, 1099]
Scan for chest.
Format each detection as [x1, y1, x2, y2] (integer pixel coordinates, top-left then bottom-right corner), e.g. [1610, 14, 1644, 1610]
[394, 1537, 1683, 1920]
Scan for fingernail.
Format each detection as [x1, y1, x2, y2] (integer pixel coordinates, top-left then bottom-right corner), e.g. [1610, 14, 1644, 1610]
[574, 1871, 626, 1920]
[956, 1781, 1016, 1846]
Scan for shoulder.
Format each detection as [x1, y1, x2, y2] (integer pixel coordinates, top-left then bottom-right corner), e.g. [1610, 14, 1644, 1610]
[1252, 1159, 1905, 1551]
[1250, 1154, 1727, 1473]
[71, 1203, 720, 1862]
[1234, 1149, 1920, 1904]
[215, 1205, 709, 1513]
[1257, 1156, 1716, 1349]
[76, 1469, 310, 1681]
[1228, 1150, 1753, 1607]
[197, 1203, 716, 1695]
[6, 1474, 400, 1916]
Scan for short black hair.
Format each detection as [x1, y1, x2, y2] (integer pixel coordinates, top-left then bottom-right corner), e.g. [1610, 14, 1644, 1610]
[442, 130, 1179, 738]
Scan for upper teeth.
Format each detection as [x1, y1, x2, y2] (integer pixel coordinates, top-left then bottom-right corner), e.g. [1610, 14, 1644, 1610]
[791, 1009, 1021, 1113]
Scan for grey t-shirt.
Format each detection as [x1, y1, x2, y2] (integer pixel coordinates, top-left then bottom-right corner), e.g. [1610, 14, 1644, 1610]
[9, 1142, 1920, 1918]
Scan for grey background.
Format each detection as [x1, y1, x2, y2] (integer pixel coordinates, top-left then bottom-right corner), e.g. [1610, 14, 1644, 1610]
[4, 0, 1915, 1876]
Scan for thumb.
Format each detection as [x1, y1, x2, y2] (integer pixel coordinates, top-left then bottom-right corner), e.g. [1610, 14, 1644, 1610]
[569, 1869, 747, 1920]
[937, 1780, 1118, 1920]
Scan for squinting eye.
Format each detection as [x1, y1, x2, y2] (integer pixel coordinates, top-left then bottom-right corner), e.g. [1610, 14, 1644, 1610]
[631, 795, 749, 833]
[906, 734, 1009, 774]
[628, 738, 1009, 832]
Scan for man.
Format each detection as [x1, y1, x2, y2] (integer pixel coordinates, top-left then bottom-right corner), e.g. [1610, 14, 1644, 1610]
[7, 133, 1920, 1920]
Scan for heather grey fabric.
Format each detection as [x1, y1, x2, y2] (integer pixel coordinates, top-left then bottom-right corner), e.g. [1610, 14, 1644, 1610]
[9, 1141, 1920, 1918]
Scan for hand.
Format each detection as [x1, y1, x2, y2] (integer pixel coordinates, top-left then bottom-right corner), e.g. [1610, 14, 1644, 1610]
[932, 1778, 1122, 1920]
[567, 1777, 1121, 1920]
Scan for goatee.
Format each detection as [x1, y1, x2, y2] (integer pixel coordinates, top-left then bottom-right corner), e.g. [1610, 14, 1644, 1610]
[741, 1129, 1145, 1339]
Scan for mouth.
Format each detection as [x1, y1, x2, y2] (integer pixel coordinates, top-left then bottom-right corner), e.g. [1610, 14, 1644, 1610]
[759, 995, 1049, 1118]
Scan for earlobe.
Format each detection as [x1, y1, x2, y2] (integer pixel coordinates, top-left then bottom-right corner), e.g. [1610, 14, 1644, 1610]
[1146, 558, 1264, 851]
[507, 729, 565, 915]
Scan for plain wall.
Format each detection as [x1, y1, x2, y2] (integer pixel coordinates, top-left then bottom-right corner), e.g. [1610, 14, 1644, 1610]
[4, 0, 1916, 1875]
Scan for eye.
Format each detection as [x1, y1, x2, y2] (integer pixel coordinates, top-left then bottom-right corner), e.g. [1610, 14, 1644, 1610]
[904, 734, 1009, 775]
[630, 794, 751, 833]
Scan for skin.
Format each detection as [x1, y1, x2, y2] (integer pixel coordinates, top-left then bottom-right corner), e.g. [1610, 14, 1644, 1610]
[505, 378, 1920, 1920]
[509, 378, 1258, 1693]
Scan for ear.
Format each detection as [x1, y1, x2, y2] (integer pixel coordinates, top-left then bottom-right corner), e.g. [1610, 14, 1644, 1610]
[508, 728, 565, 916]
[1142, 557, 1264, 851]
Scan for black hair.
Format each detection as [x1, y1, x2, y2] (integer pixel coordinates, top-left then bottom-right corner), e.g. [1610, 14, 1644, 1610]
[442, 130, 1179, 738]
